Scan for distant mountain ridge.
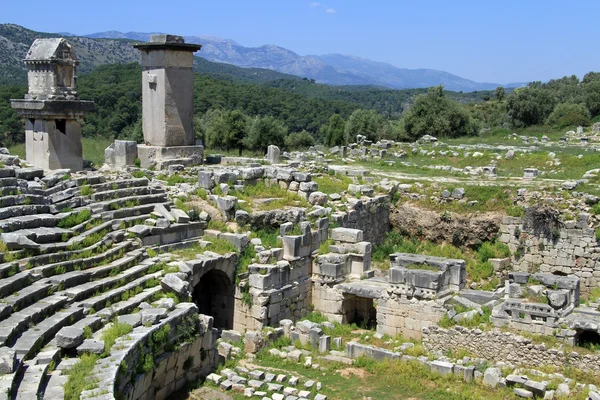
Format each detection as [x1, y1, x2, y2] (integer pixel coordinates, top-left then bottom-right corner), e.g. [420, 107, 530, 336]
[83, 30, 521, 92]
[0, 24, 302, 86]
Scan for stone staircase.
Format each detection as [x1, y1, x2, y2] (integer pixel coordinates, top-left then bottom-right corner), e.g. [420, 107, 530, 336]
[0, 166, 209, 399]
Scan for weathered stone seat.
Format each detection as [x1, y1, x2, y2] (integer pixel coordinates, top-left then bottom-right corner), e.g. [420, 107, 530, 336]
[74, 272, 162, 313]
[0, 295, 68, 346]
[11, 307, 84, 361]
[64, 261, 160, 302]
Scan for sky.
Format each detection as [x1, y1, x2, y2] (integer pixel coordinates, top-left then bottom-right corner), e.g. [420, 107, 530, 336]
[2, 0, 598, 84]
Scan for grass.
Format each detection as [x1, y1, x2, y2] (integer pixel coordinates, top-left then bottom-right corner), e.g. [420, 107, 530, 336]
[205, 238, 238, 255]
[318, 239, 334, 255]
[402, 263, 439, 271]
[313, 175, 353, 194]
[57, 209, 92, 229]
[101, 320, 133, 355]
[63, 353, 100, 400]
[372, 231, 504, 283]
[226, 181, 311, 211]
[207, 219, 229, 232]
[249, 228, 282, 249]
[247, 352, 518, 400]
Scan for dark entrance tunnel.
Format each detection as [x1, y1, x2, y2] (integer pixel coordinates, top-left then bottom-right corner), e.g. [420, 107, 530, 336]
[192, 269, 235, 330]
[574, 329, 600, 350]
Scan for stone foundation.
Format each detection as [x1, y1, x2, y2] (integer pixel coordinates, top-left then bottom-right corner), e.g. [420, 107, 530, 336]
[499, 214, 600, 294]
[423, 324, 600, 373]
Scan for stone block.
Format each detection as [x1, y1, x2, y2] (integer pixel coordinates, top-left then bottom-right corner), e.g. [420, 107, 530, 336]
[56, 327, 84, 349]
[267, 145, 280, 164]
[483, 368, 502, 388]
[331, 228, 363, 243]
[430, 360, 453, 375]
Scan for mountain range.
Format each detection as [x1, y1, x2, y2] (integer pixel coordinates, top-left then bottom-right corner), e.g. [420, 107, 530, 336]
[82, 31, 523, 92]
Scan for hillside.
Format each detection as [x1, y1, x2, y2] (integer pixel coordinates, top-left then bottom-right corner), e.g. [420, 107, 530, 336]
[0, 24, 302, 86]
[86, 30, 512, 92]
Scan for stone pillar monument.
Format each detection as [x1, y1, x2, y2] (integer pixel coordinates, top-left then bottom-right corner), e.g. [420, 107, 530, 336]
[132, 34, 204, 169]
[11, 38, 93, 171]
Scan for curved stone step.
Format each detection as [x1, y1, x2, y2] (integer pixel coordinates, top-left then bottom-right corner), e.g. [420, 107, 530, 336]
[64, 260, 158, 302]
[11, 307, 84, 362]
[33, 240, 135, 278]
[0, 214, 59, 233]
[79, 303, 199, 400]
[100, 193, 169, 212]
[0, 295, 67, 346]
[0, 281, 53, 315]
[0, 205, 51, 222]
[91, 186, 151, 202]
[0, 272, 33, 299]
[13, 345, 60, 400]
[95, 285, 162, 322]
[91, 178, 149, 194]
[74, 272, 162, 314]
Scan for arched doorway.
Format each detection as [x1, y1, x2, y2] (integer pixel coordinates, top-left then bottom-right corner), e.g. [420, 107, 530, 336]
[193, 269, 235, 330]
[574, 329, 600, 350]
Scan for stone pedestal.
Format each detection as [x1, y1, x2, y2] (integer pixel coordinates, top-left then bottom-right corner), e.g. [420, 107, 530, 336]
[10, 38, 93, 171]
[133, 35, 203, 170]
[105, 140, 138, 167]
[11, 100, 93, 171]
[137, 144, 204, 169]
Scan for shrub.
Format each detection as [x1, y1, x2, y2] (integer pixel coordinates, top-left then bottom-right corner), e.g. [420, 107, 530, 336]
[101, 321, 133, 355]
[548, 102, 591, 128]
[63, 353, 99, 400]
[58, 209, 92, 228]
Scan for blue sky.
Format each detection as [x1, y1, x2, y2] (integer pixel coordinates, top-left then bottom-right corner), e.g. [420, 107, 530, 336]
[2, 0, 598, 84]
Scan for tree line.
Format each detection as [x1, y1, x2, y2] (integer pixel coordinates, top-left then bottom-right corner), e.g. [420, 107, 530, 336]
[0, 62, 599, 153]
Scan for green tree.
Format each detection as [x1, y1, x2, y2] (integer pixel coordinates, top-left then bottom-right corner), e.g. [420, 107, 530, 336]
[324, 114, 346, 146]
[285, 130, 315, 150]
[0, 85, 27, 145]
[204, 109, 249, 155]
[584, 81, 600, 117]
[403, 85, 477, 139]
[494, 86, 506, 102]
[506, 87, 556, 127]
[548, 103, 591, 128]
[344, 109, 383, 143]
[203, 109, 226, 149]
[244, 115, 287, 152]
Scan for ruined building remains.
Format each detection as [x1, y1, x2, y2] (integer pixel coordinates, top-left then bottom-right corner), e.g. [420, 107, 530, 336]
[11, 38, 93, 171]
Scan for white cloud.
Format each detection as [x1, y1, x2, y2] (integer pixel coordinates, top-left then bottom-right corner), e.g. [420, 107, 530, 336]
[325, 8, 336, 13]
[308, 2, 320, 7]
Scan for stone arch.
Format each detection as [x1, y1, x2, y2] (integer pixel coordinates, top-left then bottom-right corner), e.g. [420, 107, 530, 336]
[192, 268, 235, 330]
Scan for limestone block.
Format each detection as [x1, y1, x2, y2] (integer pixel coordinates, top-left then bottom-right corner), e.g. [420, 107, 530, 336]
[56, 327, 84, 349]
[483, 367, 502, 388]
[76, 339, 105, 355]
[308, 191, 327, 206]
[161, 273, 190, 296]
[0, 349, 16, 374]
[267, 145, 280, 164]
[198, 171, 215, 189]
[331, 227, 363, 243]
[430, 360, 454, 375]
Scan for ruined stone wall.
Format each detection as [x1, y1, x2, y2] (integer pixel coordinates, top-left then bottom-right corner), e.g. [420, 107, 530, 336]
[116, 310, 218, 400]
[233, 258, 313, 332]
[423, 325, 600, 373]
[499, 215, 600, 294]
[331, 195, 390, 245]
[311, 282, 347, 324]
[377, 295, 446, 339]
